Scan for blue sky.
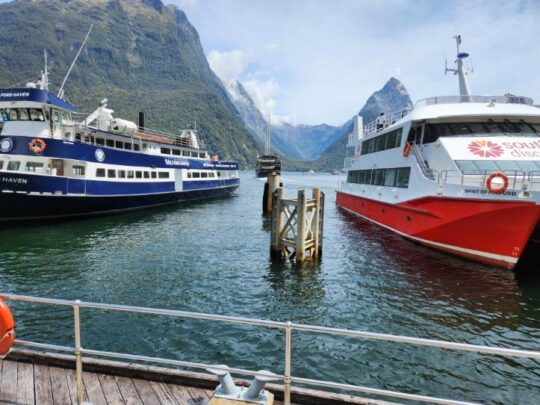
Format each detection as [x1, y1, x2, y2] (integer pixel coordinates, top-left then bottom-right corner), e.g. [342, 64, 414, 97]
[2, 0, 539, 125]
[172, 0, 540, 125]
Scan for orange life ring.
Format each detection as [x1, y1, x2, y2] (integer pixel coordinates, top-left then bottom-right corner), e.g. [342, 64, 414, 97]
[28, 138, 46, 155]
[0, 299, 15, 358]
[486, 172, 509, 194]
[403, 142, 412, 157]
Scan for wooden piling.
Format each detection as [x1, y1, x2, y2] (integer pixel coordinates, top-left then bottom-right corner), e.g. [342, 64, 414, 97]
[270, 186, 324, 264]
[263, 173, 280, 215]
[296, 189, 307, 264]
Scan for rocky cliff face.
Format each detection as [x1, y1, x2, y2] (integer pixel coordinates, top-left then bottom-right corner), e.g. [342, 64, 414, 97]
[0, 0, 261, 165]
[313, 77, 413, 171]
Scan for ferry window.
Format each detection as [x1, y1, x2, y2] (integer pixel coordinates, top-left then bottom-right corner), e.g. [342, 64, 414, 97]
[384, 168, 397, 187]
[161, 147, 171, 155]
[193, 172, 200, 178]
[495, 160, 520, 172]
[201, 172, 208, 178]
[124, 143, 132, 150]
[191, 152, 198, 158]
[61, 112, 69, 125]
[136, 171, 142, 179]
[158, 172, 169, 179]
[73, 165, 85, 175]
[182, 150, 190, 156]
[134, 144, 140, 151]
[217, 172, 221, 177]
[172, 149, 180, 156]
[26, 162, 44, 173]
[7, 161, 20, 171]
[517, 161, 540, 172]
[127, 171, 134, 179]
[151, 172, 157, 179]
[372, 169, 385, 186]
[375, 135, 385, 152]
[367, 139, 375, 154]
[144, 172, 149, 179]
[385, 132, 397, 149]
[106, 139, 114, 147]
[455, 160, 478, 175]
[29, 109, 44, 121]
[75, 134, 82, 141]
[8, 109, 19, 120]
[199, 153, 205, 158]
[107, 169, 116, 178]
[96, 168, 106, 177]
[474, 160, 498, 172]
[209, 172, 215, 178]
[187, 172, 192, 178]
[395, 167, 410, 188]
[90, 136, 95, 144]
[96, 138, 105, 146]
[115, 141, 123, 149]
[118, 170, 126, 178]
[18, 109, 29, 121]
[53, 110, 60, 123]
[0, 161, 3, 170]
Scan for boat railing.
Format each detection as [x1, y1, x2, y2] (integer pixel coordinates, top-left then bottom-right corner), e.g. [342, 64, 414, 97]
[435, 169, 540, 191]
[2, 293, 540, 405]
[71, 112, 206, 150]
[362, 107, 412, 139]
[415, 95, 534, 107]
[411, 144, 435, 180]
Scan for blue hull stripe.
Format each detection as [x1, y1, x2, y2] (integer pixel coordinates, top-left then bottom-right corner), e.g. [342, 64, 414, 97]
[0, 136, 239, 170]
[0, 172, 240, 196]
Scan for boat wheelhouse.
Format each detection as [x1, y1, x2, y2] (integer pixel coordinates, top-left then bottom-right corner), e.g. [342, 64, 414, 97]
[0, 73, 239, 224]
[337, 36, 540, 269]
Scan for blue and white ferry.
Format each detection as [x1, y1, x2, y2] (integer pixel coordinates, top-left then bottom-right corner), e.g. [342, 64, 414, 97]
[0, 72, 239, 224]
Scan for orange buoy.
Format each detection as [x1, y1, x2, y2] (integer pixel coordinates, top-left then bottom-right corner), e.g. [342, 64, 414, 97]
[403, 142, 412, 157]
[0, 299, 15, 357]
[28, 138, 47, 155]
[486, 172, 509, 194]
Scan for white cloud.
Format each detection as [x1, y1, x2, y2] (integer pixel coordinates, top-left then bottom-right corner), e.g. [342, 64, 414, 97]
[207, 49, 251, 83]
[175, 0, 198, 10]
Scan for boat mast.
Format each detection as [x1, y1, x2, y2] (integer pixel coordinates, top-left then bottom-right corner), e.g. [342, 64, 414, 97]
[58, 24, 93, 99]
[445, 35, 473, 97]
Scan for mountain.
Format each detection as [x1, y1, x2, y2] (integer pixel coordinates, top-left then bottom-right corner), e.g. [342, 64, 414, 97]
[226, 80, 342, 161]
[312, 77, 413, 171]
[0, 0, 261, 166]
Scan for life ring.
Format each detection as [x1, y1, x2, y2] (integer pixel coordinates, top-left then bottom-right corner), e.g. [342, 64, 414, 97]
[486, 172, 509, 194]
[28, 138, 46, 155]
[403, 142, 412, 157]
[0, 299, 15, 358]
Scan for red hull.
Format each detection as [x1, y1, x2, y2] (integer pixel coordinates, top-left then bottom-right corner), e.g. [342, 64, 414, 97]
[336, 191, 540, 269]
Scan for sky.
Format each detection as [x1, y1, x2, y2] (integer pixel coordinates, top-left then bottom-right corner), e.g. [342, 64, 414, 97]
[2, 0, 538, 126]
[170, 0, 540, 126]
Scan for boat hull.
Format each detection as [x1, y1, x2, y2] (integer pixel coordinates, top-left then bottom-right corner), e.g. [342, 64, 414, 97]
[336, 191, 540, 269]
[0, 184, 238, 225]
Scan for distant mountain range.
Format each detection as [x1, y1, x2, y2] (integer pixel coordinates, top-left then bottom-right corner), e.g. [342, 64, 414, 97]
[0, 0, 261, 166]
[227, 76, 413, 170]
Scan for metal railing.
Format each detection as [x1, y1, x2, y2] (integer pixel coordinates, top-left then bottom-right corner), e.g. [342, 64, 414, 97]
[363, 107, 412, 138]
[411, 144, 435, 180]
[434, 169, 540, 192]
[415, 95, 534, 107]
[2, 293, 540, 405]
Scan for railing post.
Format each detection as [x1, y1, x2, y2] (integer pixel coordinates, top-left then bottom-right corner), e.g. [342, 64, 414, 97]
[73, 300, 84, 405]
[284, 321, 292, 405]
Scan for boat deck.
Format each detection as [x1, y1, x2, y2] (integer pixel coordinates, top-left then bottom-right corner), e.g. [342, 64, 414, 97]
[0, 357, 287, 405]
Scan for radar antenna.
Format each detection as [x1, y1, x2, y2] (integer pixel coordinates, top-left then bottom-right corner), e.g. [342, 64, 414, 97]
[444, 35, 472, 97]
[58, 24, 93, 99]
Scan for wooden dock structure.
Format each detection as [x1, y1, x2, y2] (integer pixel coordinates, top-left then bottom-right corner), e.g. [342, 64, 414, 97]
[270, 188, 324, 263]
[0, 350, 391, 405]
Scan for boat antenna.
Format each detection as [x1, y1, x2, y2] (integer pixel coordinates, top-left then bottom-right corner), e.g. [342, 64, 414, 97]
[58, 24, 93, 99]
[444, 34, 472, 97]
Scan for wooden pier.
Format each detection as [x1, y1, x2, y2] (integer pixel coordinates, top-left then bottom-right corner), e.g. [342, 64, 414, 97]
[270, 188, 324, 264]
[0, 350, 394, 405]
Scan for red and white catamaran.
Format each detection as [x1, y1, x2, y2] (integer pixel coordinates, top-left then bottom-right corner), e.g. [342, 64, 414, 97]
[336, 36, 540, 269]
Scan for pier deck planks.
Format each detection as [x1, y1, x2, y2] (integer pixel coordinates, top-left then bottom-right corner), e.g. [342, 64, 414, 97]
[1, 358, 270, 405]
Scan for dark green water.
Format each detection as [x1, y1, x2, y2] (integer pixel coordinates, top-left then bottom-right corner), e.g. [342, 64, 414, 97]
[1, 172, 539, 404]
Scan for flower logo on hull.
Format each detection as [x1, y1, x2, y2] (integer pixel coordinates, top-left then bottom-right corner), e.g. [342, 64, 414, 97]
[468, 140, 504, 158]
